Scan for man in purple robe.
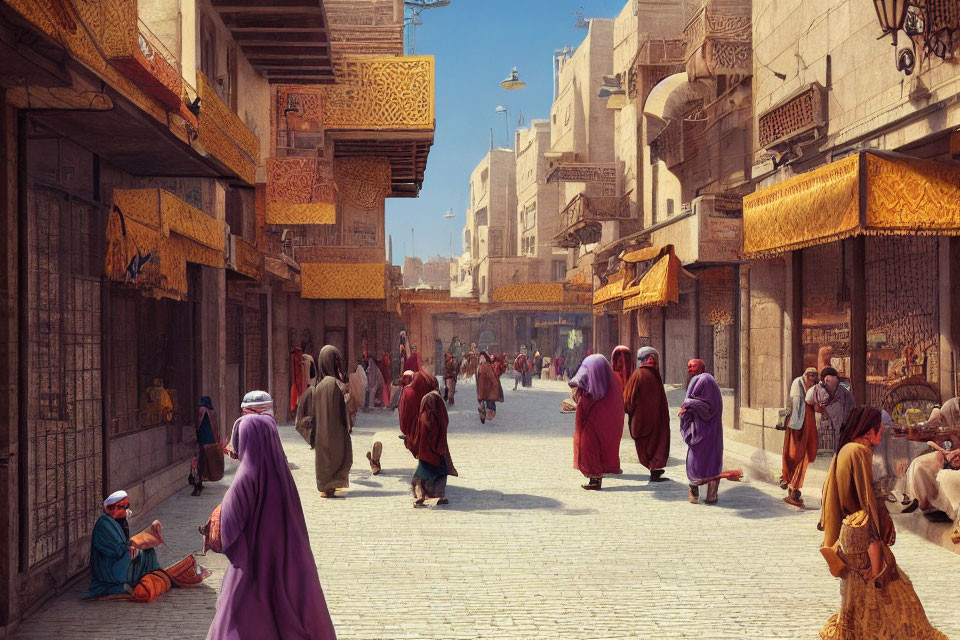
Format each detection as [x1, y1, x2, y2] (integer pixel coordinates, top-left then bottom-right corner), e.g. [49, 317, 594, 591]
[205, 391, 337, 639]
[680, 359, 724, 505]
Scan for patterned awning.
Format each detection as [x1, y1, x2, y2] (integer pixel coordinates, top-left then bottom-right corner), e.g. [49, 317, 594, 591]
[301, 263, 385, 299]
[743, 152, 960, 258]
[592, 274, 626, 305]
[492, 283, 565, 304]
[106, 189, 226, 300]
[622, 253, 681, 312]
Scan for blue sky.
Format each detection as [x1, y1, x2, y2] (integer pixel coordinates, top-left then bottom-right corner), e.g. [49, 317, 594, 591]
[385, 0, 628, 265]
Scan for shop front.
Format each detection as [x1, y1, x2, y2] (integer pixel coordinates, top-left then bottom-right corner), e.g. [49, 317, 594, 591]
[743, 152, 960, 447]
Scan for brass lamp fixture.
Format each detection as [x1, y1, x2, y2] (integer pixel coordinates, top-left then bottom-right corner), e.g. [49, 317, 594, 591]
[873, 0, 916, 74]
[500, 67, 526, 90]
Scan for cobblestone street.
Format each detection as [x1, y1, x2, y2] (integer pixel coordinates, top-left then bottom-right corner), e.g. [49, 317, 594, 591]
[13, 380, 960, 640]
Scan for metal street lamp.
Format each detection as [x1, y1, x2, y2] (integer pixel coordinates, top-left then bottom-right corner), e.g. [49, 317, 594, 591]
[500, 67, 526, 90]
[873, 0, 910, 48]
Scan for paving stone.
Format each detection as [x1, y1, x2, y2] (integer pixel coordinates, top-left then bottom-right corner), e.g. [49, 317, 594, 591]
[11, 379, 960, 639]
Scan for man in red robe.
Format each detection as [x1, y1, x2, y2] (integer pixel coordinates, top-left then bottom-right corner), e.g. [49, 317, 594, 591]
[623, 347, 670, 482]
[404, 346, 423, 373]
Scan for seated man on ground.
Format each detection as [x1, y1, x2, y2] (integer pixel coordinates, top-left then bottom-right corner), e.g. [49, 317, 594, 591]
[898, 399, 960, 522]
[84, 490, 208, 601]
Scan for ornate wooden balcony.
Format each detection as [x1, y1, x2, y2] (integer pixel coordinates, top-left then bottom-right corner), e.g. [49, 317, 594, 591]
[197, 71, 261, 185]
[684, 0, 752, 79]
[553, 193, 632, 248]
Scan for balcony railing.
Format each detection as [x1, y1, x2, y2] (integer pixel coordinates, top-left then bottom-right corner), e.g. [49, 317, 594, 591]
[636, 37, 687, 66]
[553, 192, 632, 248]
[557, 193, 631, 235]
[683, 0, 752, 78]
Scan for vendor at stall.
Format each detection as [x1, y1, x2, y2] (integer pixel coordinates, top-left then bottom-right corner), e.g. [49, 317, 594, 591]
[898, 398, 960, 522]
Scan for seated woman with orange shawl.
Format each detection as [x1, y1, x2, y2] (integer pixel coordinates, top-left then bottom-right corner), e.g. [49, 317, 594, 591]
[819, 406, 946, 640]
[407, 382, 458, 507]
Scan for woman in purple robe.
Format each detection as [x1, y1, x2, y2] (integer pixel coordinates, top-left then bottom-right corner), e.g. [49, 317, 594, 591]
[205, 394, 337, 640]
[680, 359, 724, 505]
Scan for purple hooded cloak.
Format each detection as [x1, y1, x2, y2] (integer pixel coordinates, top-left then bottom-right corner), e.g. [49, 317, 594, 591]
[207, 413, 336, 640]
[680, 372, 724, 484]
[569, 354, 611, 400]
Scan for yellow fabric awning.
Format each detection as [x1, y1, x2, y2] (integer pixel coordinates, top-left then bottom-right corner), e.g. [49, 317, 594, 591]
[492, 283, 565, 303]
[622, 253, 680, 311]
[743, 152, 960, 258]
[592, 272, 626, 305]
[107, 188, 226, 300]
[301, 263, 385, 299]
[620, 245, 672, 263]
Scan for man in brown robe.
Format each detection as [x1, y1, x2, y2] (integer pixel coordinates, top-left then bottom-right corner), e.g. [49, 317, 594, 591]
[295, 345, 353, 498]
[476, 351, 502, 424]
[623, 346, 670, 482]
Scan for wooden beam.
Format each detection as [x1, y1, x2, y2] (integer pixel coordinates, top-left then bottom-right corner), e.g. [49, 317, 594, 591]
[232, 31, 328, 43]
[259, 64, 333, 71]
[229, 26, 328, 33]
[240, 44, 330, 54]
[215, 6, 324, 14]
[247, 58, 333, 72]
[212, 0, 321, 7]
[265, 74, 336, 82]
[245, 52, 329, 60]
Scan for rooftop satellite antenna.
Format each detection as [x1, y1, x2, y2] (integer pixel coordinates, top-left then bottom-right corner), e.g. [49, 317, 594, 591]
[404, 0, 451, 54]
[573, 8, 589, 29]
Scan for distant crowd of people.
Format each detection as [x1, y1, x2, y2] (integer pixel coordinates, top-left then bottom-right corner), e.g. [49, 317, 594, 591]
[83, 332, 953, 639]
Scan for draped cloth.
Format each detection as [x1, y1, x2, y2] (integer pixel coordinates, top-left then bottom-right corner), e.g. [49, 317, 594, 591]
[290, 347, 306, 416]
[399, 372, 438, 438]
[610, 346, 634, 391]
[207, 413, 336, 640]
[623, 363, 670, 472]
[404, 352, 422, 373]
[295, 345, 352, 493]
[476, 355, 502, 403]
[680, 373, 724, 484]
[783, 376, 818, 490]
[818, 439, 945, 640]
[571, 355, 624, 478]
[378, 353, 391, 405]
[84, 515, 161, 598]
[366, 357, 384, 405]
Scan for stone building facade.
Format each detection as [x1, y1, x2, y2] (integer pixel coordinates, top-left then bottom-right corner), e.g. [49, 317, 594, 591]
[736, 0, 960, 457]
[0, 0, 432, 631]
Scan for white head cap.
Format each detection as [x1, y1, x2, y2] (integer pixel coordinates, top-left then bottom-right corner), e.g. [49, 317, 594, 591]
[241, 390, 274, 415]
[103, 490, 128, 509]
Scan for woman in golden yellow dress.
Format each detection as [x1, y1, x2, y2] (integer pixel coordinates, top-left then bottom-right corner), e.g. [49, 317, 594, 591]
[819, 406, 947, 640]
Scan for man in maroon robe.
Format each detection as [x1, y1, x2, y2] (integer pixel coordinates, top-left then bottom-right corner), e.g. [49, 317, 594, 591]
[623, 346, 670, 482]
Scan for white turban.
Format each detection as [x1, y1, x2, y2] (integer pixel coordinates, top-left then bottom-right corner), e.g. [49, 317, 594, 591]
[103, 490, 128, 509]
[241, 390, 274, 415]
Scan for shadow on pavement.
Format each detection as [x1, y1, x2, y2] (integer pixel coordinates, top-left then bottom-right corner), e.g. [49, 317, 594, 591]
[442, 487, 574, 513]
[341, 490, 410, 499]
[710, 483, 806, 519]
